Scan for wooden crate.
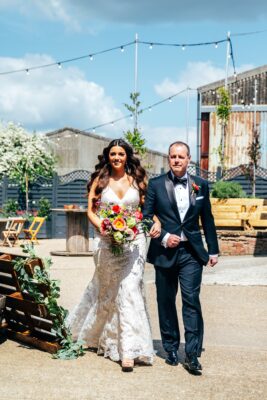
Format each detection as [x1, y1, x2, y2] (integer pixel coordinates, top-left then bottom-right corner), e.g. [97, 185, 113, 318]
[0, 252, 60, 354]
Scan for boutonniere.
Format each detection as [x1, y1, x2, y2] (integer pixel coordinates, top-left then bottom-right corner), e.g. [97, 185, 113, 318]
[191, 182, 201, 195]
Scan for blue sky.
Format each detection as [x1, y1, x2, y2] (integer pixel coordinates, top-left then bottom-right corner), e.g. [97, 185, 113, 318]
[0, 0, 267, 160]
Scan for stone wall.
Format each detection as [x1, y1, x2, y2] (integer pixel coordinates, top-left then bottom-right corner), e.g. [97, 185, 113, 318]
[217, 230, 267, 256]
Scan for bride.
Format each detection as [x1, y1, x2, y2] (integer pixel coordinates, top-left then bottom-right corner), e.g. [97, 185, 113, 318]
[67, 139, 160, 372]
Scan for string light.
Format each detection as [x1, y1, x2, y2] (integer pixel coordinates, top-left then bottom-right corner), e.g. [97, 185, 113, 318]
[0, 30, 265, 76]
[26, 69, 30, 75]
[84, 88, 194, 133]
[57, 62, 62, 69]
[0, 36, 236, 76]
[215, 42, 218, 49]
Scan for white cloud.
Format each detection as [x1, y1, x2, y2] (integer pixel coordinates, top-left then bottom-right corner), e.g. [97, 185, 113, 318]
[155, 61, 255, 98]
[142, 124, 197, 161]
[0, 0, 81, 31]
[0, 54, 128, 134]
[1, 0, 266, 25]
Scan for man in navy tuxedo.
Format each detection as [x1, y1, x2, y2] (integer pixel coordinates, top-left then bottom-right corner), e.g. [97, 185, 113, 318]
[143, 141, 219, 373]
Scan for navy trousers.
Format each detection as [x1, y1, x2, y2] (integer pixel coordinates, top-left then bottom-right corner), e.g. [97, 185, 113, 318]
[155, 242, 204, 357]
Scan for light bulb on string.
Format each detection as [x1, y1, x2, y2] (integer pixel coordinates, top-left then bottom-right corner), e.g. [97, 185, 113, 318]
[26, 69, 30, 75]
[57, 63, 62, 69]
[92, 128, 96, 133]
[130, 114, 133, 119]
[111, 122, 114, 126]
[149, 43, 153, 50]
[89, 55, 93, 61]
[214, 42, 218, 49]
[149, 107, 152, 112]
[120, 46, 124, 53]
[168, 98, 172, 103]
[182, 45, 186, 51]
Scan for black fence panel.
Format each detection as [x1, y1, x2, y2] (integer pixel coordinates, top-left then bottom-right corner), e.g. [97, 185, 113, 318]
[0, 166, 266, 239]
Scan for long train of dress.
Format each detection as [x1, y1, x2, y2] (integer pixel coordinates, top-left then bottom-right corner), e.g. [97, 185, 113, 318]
[66, 185, 154, 363]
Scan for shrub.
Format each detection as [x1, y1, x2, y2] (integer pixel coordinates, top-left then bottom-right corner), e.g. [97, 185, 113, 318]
[211, 181, 246, 199]
[2, 199, 19, 216]
[38, 197, 51, 218]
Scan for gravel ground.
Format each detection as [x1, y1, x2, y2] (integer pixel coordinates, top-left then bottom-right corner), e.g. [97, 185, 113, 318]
[0, 240, 266, 400]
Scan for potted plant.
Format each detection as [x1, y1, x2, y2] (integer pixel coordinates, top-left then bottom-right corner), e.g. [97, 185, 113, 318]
[37, 197, 52, 238]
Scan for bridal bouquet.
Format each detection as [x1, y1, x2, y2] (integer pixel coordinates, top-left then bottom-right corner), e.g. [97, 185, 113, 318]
[98, 203, 144, 255]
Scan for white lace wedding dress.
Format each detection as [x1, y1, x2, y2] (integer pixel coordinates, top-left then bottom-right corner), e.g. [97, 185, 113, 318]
[67, 185, 154, 363]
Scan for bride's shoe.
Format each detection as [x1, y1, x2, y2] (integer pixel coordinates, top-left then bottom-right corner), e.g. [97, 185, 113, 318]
[121, 359, 134, 372]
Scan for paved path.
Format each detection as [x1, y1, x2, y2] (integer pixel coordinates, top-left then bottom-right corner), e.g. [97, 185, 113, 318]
[0, 240, 266, 400]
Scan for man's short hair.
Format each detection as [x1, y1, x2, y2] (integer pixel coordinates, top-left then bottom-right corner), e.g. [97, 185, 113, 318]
[168, 141, 190, 156]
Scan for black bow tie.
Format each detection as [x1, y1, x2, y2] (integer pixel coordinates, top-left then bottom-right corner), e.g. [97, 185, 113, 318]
[173, 176, 187, 188]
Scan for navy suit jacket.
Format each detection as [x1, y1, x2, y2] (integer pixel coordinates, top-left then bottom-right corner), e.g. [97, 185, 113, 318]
[142, 171, 219, 267]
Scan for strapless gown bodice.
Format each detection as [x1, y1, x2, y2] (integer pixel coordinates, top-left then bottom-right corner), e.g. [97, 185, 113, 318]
[100, 185, 140, 206]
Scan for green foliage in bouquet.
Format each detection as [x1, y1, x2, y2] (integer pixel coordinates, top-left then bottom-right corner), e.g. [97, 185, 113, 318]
[13, 244, 85, 360]
[211, 181, 246, 199]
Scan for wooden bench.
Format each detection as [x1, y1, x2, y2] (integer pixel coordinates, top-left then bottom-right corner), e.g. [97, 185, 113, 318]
[0, 252, 60, 353]
[210, 198, 267, 230]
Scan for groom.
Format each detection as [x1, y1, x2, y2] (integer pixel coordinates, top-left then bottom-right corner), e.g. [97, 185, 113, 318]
[143, 141, 219, 373]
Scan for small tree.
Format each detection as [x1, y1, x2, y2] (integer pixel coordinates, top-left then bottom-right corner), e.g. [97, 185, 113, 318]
[247, 126, 261, 197]
[0, 122, 56, 211]
[216, 87, 231, 176]
[123, 92, 147, 157]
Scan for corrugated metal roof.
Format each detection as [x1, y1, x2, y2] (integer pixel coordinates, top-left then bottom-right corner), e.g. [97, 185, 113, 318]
[198, 64, 267, 92]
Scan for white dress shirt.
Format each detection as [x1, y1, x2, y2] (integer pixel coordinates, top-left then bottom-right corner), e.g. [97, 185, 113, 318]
[162, 172, 189, 247]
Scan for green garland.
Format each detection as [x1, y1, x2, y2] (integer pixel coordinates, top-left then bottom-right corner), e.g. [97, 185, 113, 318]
[12, 243, 85, 359]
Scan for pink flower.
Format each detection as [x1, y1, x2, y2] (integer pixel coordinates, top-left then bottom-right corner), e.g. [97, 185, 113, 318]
[134, 210, 143, 221]
[125, 228, 135, 241]
[100, 218, 112, 235]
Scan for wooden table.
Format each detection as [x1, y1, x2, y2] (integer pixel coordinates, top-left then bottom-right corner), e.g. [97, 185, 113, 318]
[51, 209, 92, 256]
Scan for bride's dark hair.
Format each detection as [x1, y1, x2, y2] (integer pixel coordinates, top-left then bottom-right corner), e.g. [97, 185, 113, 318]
[87, 138, 147, 205]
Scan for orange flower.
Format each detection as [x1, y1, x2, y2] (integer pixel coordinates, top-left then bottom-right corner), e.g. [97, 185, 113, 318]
[112, 217, 126, 231]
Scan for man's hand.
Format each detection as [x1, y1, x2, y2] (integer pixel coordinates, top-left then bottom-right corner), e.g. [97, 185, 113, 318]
[166, 234, 181, 248]
[208, 255, 218, 267]
[149, 222, 161, 238]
